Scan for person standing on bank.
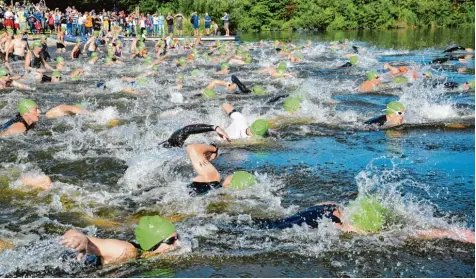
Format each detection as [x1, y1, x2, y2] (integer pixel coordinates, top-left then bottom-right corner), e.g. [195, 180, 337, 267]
[221, 11, 230, 36]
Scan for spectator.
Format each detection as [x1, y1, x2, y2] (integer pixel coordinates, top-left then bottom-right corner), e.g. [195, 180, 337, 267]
[204, 13, 211, 36]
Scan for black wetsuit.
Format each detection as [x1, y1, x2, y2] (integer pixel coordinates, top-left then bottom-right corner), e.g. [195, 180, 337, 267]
[443, 45, 465, 53]
[231, 75, 251, 94]
[72, 48, 81, 59]
[41, 75, 52, 83]
[256, 204, 342, 230]
[30, 52, 44, 69]
[41, 43, 51, 61]
[339, 62, 353, 68]
[364, 115, 387, 126]
[0, 114, 34, 133]
[188, 181, 222, 196]
[162, 124, 216, 148]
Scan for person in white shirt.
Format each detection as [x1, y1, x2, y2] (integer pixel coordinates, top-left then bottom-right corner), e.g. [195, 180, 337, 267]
[152, 14, 159, 36]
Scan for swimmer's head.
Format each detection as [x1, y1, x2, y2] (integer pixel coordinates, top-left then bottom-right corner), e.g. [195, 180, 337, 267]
[0, 67, 9, 77]
[135, 216, 177, 251]
[229, 171, 257, 190]
[32, 41, 42, 49]
[244, 55, 253, 64]
[469, 80, 475, 89]
[349, 55, 358, 65]
[56, 56, 64, 64]
[366, 71, 379, 81]
[284, 96, 301, 113]
[18, 98, 39, 116]
[76, 37, 81, 44]
[221, 63, 229, 71]
[40, 35, 47, 41]
[177, 73, 184, 81]
[251, 85, 268, 96]
[191, 69, 201, 77]
[178, 57, 187, 66]
[203, 88, 216, 99]
[104, 56, 113, 64]
[250, 119, 269, 136]
[90, 52, 99, 58]
[393, 76, 408, 84]
[385, 101, 405, 116]
[399, 66, 408, 73]
[349, 196, 388, 233]
[277, 62, 287, 70]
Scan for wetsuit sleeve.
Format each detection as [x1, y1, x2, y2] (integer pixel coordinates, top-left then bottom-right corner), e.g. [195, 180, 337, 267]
[165, 124, 216, 147]
[364, 115, 387, 126]
[231, 75, 251, 94]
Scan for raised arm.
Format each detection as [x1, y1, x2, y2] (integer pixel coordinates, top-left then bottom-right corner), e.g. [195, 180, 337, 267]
[164, 124, 230, 148]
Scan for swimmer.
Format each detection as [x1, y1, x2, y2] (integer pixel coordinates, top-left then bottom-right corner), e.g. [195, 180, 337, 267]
[258, 62, 297, 78]
[443, 45, 474, 53]
[37, 70, 62, 83]
[201, 75, 251, 95]
[83, 31, 99, 57]
[222, 103, 270, 139]
[55, 56, 65, 71]
[70, 68, 87, 80]
[252, 197, 475, 244]
[0, 99, 40, 136]
[0, 66, 32, 90]
[358, 71, 382, 93]
[383, 63, 409, 76]
[40, 35, 52, 62]
[288, 52, 304, 63]
[56, 27, 66, 53]
[215, 63, 230, 75]
[19, 173, 52, 190]
[45, 104, 91, 119]
[71, 38, 82, 59]
[5, 32, 27, 61]
[364, 101, 405, 127]
[25, 41, 54, 72]
[339, 55, 358, 68]
[60, 216, 180, 266]
[186, 143, 257, 195]
[88, 52, 100, 65]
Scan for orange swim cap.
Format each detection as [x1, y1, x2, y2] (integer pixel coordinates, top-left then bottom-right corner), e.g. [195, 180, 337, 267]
[399, 66, 408, 73]
[188, 54, 195, 60]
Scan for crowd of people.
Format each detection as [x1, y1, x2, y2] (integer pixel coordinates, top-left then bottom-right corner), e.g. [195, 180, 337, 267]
[0, 2, 474, 270]
[0, 1, 230, 37]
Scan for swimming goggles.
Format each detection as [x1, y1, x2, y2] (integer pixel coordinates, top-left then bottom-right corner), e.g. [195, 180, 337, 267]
[147, 234, 180, 251]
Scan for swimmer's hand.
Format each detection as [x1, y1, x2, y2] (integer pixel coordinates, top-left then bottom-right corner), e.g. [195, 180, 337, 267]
[60, 229, 89, 260]
[215, 126, 231, 143]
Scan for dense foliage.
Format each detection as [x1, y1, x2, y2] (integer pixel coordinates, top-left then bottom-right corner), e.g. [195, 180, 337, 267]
[47, 0, 475, 31]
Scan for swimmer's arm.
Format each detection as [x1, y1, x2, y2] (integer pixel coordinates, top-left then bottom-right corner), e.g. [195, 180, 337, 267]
[60, 229, 137, 264]
[166, 124, 230, 147]
[4, 42, 13, 60]
[0, 122, 26, 136]
[82, 38, 92, 53]
[41, 58, 53, 70]
[20, 173, 51, 190]
[11, 80, 32, 90]
[206, 80, 228, 89]
[415, 228, 475, 244]
[45, 105, 90, 119]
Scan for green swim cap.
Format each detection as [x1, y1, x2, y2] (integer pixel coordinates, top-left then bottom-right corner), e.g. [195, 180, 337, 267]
[56, 56, 64, 64]
[385, 101, 405, 116]
[40, 35, 47, 40]
[393, 76, 408, 84]
[350, 196, 388, 233]
[52, 71, 61, 77]
[250, 119, 269, 136]
[137, 78, 148, 85]
[349, 55, 358, 65]
[177, 73, 184, 81]
[75, 103, 84, 108]
[94, 31, 100, 37]
[32, 41, 42, 49]
[424, 71, 432, 77]
[191, 69, 201, 77]
[76, 37, 81, 43]
[245, 56, 252, 64]
[284, 97, 301, 113]
[277, 62, 287, 70]
[71, 75, 80, 81]
[203, 88, 216, 99]
[202, 53, 210, 61]
[91, 52, 98, 58]
[251, 85, 268, 96]
[0, 67, 9, 76]
[152, 65, 160, 71]
[367, 71, 378, 81]
[469, 80, 475, 89]
[229, 171, 257, 190]
[178, 57, 186, 66]
[135, 216, 176, 251]
[18, 99, 38, 115]
[104, 56, 113, 63]
[276, 68, 286, 74]
[221, 63, 229, 71]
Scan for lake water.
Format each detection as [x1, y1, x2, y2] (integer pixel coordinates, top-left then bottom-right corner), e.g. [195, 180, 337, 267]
[0, 28, 474, 277]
